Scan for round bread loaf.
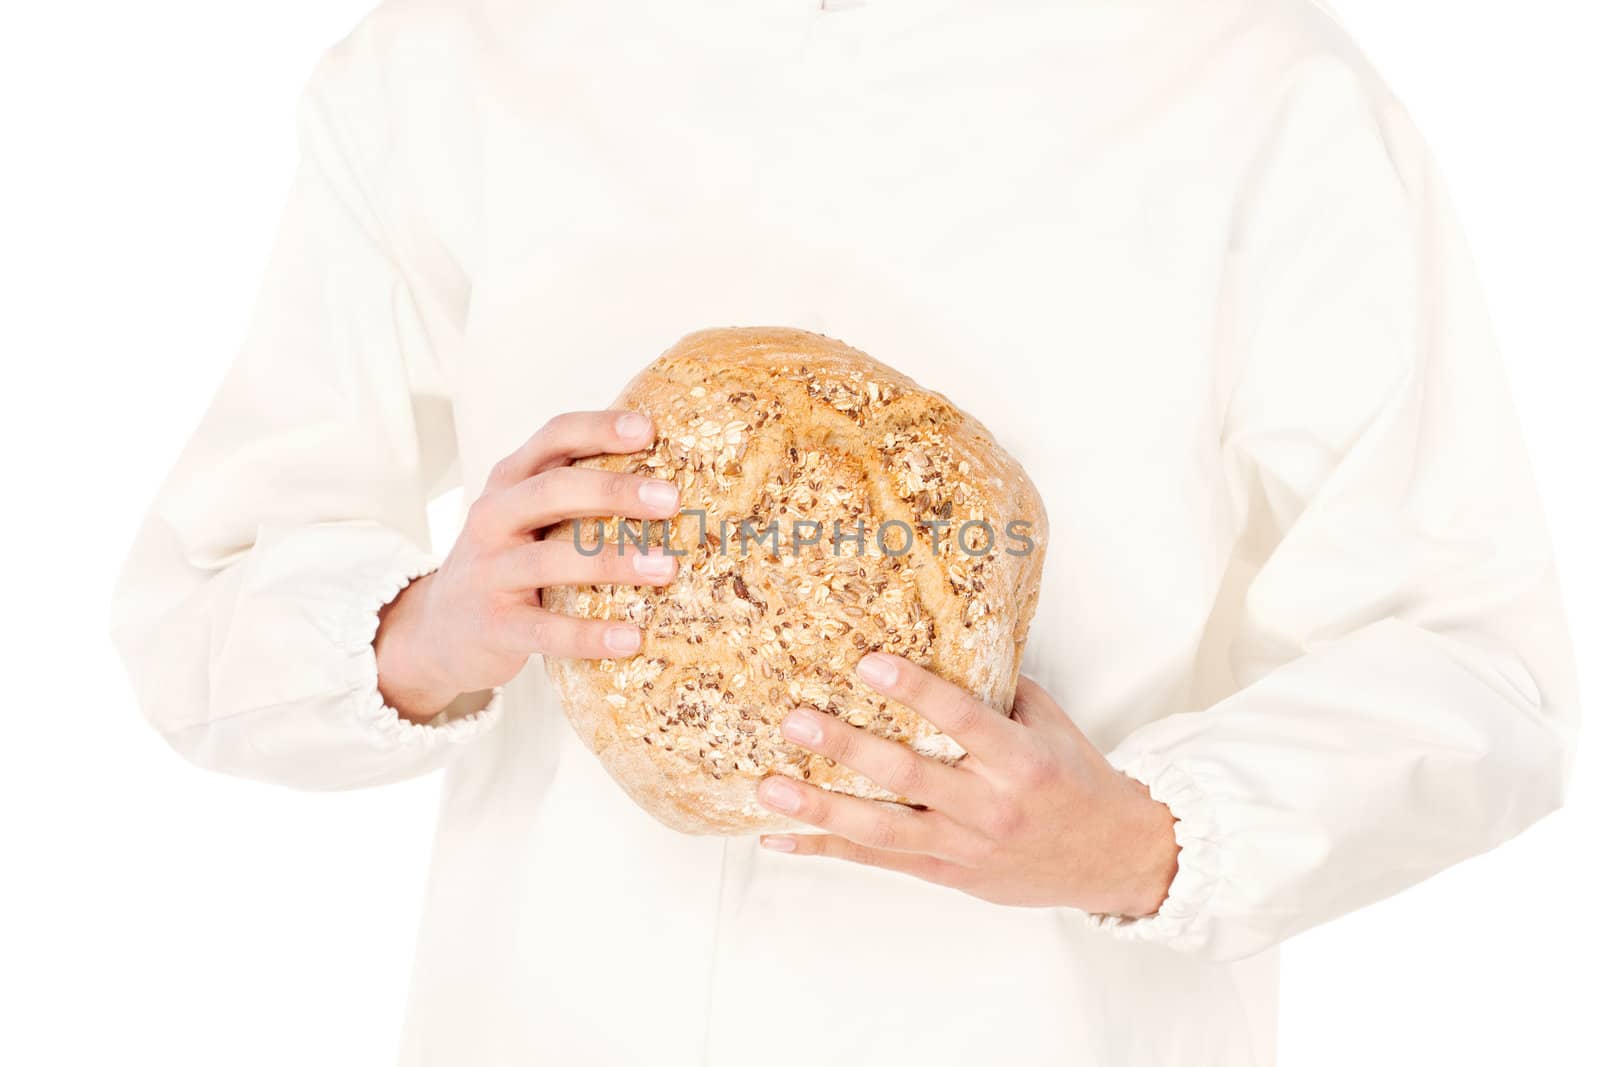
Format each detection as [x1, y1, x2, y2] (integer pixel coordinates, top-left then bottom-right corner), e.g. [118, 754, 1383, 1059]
[543, 327, 1048, 834]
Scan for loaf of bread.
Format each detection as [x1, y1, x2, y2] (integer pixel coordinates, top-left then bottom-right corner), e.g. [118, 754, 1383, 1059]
[543, 327, 1048, 834]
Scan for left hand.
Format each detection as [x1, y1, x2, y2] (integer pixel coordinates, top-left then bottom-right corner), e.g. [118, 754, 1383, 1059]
[756, 652, 1180, 918]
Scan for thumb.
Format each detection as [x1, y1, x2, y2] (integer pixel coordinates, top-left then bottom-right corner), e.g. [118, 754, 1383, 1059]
[1010, 674, 1077, 736]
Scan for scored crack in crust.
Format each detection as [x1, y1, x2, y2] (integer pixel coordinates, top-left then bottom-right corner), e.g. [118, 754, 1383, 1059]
[543, 326, 1049, 834]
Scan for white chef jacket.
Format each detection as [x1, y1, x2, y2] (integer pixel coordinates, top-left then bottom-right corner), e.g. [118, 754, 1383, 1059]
[109, 1, 1582, 1064]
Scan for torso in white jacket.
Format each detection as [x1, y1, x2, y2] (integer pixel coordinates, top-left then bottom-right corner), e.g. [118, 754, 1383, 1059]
[110, 1, 1581, 1064]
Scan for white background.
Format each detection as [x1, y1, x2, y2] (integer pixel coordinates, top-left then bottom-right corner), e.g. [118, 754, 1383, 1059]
[2, 2, 1595, 1064]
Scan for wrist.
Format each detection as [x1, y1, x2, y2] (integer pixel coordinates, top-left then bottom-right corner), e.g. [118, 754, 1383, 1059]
[374, 575, 460, 723]
[1109, 777, 1180, 918]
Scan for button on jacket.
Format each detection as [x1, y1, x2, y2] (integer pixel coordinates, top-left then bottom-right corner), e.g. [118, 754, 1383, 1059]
[110, 1, 1582, 1064]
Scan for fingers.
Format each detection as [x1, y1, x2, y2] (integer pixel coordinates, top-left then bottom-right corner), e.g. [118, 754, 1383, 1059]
[775, 705, 982, 816]
[475, 466, 680, 537]
[758, 832, 969, 888]
[498, 605, 642, 660]
[485, 410, 656, 491]
[493, 539, 679, 591]
[853, 653, 1024, 767]
[754, 775, 985, 863]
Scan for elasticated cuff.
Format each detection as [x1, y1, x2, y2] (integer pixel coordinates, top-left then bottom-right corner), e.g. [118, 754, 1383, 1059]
[339, 550, 504, 748]
[1082, 753, 1221, 951]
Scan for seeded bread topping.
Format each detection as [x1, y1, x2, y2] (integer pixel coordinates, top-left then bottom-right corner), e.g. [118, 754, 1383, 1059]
[543, 327, 1049, 834]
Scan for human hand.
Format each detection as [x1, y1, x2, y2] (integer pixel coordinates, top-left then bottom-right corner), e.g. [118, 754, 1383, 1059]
[757, 653, 1179, 918]
[374, 411, 680, 722]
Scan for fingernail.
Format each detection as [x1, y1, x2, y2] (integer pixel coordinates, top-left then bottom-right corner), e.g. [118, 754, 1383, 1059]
[603, 625, 641, 655]
[633, 551, 676, 579]
[856, 653, 898, 688]
[761, 835, 797, 853]
[638, 479, 679, 514]
[615, 412, 651, 441]
[758, 776, 803, 814]
[781, 708, 825, 747]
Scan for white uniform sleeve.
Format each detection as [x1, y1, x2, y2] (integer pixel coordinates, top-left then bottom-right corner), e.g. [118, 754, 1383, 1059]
[1087, 62, 1582, 960]
[109, 36, 502, 790]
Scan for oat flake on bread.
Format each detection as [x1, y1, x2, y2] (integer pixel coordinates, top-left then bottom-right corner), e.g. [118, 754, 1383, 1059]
[543, 326, 1048, 834]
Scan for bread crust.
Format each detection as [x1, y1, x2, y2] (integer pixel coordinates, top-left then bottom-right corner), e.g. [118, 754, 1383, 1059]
[544, 327, 1048, 834]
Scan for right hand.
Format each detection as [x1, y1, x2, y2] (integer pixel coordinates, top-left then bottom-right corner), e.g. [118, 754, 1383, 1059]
[374, 410, 680, 722]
